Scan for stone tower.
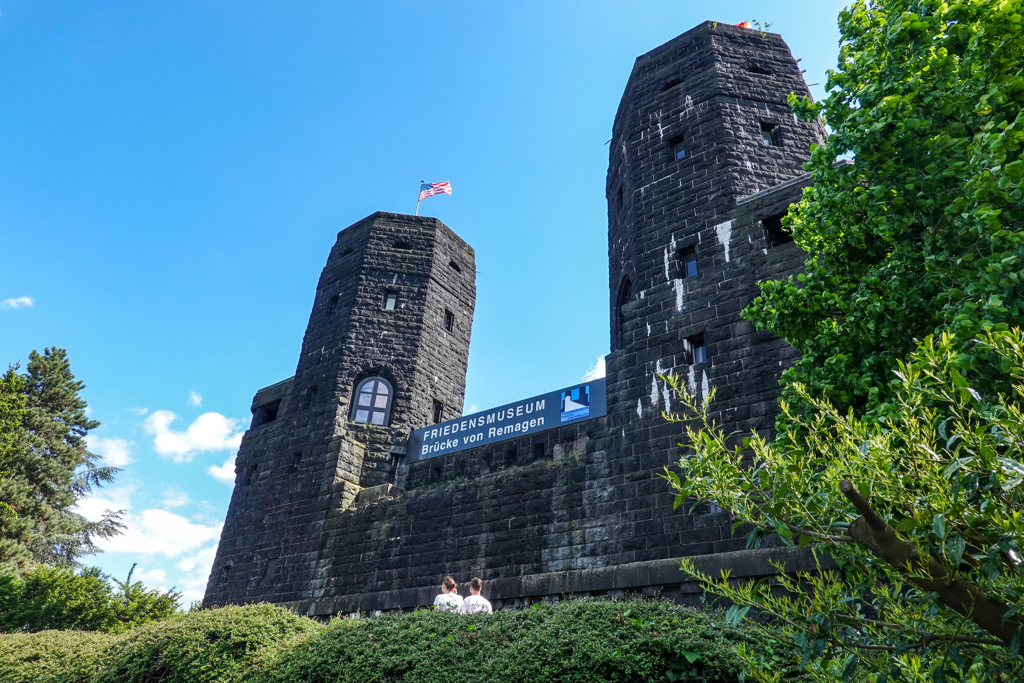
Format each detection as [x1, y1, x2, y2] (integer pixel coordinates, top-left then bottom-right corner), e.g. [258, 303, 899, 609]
[203, 212, 476, 606]
[605, 22, 824, 439]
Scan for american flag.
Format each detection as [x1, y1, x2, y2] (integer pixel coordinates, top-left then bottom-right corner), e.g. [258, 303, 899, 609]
[419, 181, 452, 201]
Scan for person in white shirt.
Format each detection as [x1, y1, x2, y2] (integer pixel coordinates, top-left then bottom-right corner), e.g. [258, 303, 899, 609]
[432, 576, 463, 612]
[460, 577, 492, 615]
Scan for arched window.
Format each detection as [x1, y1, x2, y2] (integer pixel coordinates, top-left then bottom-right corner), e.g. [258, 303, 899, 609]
[661, 78, 684, 92]
[351, 377, 393, 426]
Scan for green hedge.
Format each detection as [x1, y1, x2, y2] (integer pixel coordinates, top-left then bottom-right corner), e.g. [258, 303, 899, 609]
[0, 599, 800, 683]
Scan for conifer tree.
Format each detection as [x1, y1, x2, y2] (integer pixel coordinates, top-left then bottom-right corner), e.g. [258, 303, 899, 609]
[0, 348, 123, 569]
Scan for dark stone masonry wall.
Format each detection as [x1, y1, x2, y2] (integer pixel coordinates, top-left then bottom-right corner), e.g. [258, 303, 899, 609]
[204, 21, 827, 615]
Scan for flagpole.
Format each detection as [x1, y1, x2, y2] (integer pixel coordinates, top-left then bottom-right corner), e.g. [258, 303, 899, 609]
[415, 180, 423, 216]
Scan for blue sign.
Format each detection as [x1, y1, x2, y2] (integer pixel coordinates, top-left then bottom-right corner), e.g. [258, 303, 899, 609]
[406, 378, 606, 463]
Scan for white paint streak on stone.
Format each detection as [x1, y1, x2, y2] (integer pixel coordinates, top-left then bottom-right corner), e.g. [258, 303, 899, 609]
[688, 365, 697, 395]
[646, 322, 651, 336]
[661, 373, 673, 414]
[650, 374, 660, 410]
[663, 248, 671, 283]
[763, 248, 768, 255]
[701, 370, 710, 402]
[639, 290, 645, 299]
[671, 234, 677, 251]
[636, 400, 642, 418]
[673, 279, 685, 311]
[715, 220, 734, 263]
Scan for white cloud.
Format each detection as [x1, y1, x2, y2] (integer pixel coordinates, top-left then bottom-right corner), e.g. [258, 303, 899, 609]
[126, 406, 149, 416]
[161, 489, 191, 509]
[135, 567, 166, 584]
[175, 543, 219, 604]
[1, 296, 34, 309]
[187, 391, 203, 407]
[583, 355, 606, 381]
[75, 486, 221, 606]
[100, 508, 222, 557]
[74, 484, 135, 521]
[143, 410, 244, 463]
[206, 455, 236, 485]
[86, 435, 136, 467]
[176, 543, 218, 574]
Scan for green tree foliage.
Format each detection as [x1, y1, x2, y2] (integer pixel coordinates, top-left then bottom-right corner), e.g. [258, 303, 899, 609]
[662, 329, 1024, 681]
[0, 563, 180, 634]
[746, 0, 1024, 420]
[108, 564, 182, 631]
[0, 370, 26, 522]
[0, 600, 799, 683]
[0, 348, 123, 569]
[0, 564, 114, 633]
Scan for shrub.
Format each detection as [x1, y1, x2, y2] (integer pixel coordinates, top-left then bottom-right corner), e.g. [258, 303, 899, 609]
[255, 598, 797, 683]
[93, 603, 318, 683]
[0, 600, 800, 682]
[0, 564, 180, 634]
[0, 629, 117, 683]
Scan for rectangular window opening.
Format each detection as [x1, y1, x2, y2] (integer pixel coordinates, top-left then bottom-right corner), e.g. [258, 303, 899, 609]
[670, 135, 686, 161]
[432, 400, 444, 424]
[532, 442, 546, 460]
[220, 565, 232, 583]
[678, 247, 698, 279]
[760, 122, 777, 147]
[384, 291, 398, 311]
[251, 400, 281, 428]
[288, 452, 301, 474]
[304, 385, 318, 410]
[616, 186, 624, 212]
[688, 334, 707, 364]
[481, 451, 493, 473]
[506, 448, 517, 466]
[327, 295, 339, 316]
[245, 464, 258, 486]
[444, 309, 455, 333]
[429, 461, 443, 481]
[762, 212, 793, 247]
[263, 558, 278, 582]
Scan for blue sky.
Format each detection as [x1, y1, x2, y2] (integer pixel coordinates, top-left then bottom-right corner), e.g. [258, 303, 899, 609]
[0, 1, 848, 603]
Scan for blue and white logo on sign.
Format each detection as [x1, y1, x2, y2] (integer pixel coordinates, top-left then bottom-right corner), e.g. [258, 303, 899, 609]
[560, 385, 591, 422]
